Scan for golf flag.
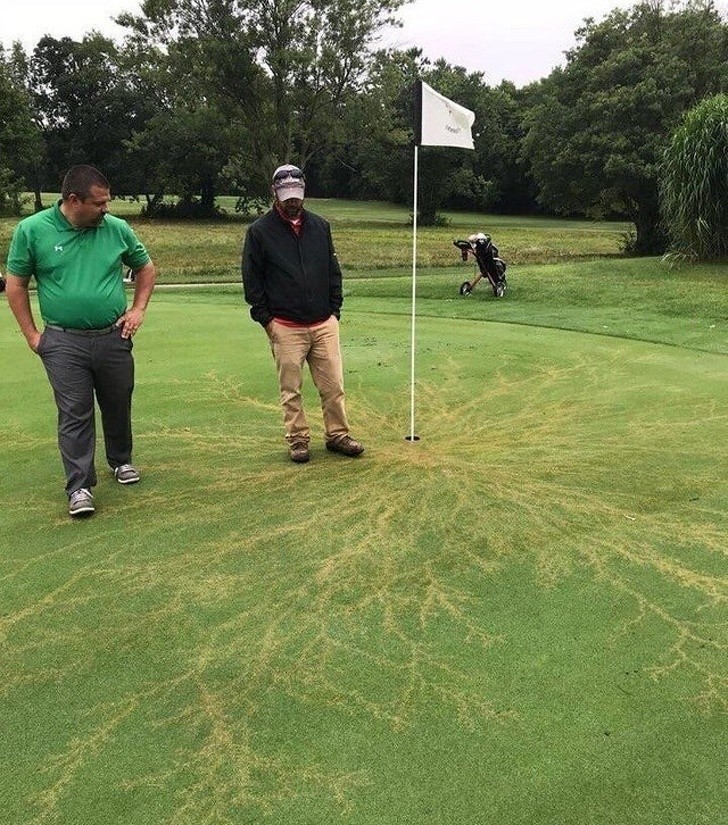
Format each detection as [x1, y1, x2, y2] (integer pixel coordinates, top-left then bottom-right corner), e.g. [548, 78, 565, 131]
[407, 81, 475, 442]
[415, 80, 475, 149]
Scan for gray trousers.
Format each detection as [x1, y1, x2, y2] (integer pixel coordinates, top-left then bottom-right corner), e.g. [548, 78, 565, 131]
[37, 325, 134, 495]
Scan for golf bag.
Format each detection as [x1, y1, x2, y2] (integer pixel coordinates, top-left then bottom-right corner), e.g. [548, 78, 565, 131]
[453, 232, 507, 298]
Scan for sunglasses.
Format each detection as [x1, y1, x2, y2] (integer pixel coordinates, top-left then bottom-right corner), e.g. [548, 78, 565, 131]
[273, 167, 305, 183]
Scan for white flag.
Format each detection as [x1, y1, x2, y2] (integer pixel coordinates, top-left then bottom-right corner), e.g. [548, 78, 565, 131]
[417, 80, 475, 150]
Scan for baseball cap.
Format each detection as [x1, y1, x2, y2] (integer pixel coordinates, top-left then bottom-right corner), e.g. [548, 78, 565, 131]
[272, 164, 305, 202]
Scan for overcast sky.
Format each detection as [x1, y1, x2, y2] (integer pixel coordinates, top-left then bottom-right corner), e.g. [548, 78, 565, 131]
[385, 0, 636, 85]
[3, 0, 726, 87]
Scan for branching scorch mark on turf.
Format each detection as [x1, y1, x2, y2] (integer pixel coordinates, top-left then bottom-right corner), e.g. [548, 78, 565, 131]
[7, 353, 727, 819]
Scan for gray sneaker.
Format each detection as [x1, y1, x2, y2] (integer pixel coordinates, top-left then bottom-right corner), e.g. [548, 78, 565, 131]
[69, 488, 95, 517]
[113, 464, 141, 484]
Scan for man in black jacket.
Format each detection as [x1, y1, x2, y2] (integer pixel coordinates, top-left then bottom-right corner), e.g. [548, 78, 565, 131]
[242, 164, 364, 464]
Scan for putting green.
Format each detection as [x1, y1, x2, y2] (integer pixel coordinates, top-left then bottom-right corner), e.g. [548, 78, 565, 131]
[1, 294, 725, 824]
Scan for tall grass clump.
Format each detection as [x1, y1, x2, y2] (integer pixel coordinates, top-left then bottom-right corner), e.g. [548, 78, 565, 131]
[661, 93, 728, 262]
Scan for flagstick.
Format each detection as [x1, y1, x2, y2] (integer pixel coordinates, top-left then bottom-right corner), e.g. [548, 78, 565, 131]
[406, 144, 420, 442]
[406, 80, 473, 443]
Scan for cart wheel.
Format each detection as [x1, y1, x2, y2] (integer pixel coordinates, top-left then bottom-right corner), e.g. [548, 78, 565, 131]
[459, 281, 472, 296]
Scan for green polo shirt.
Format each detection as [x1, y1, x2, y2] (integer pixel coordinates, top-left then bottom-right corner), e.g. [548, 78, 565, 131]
[6, 202, 151, 329]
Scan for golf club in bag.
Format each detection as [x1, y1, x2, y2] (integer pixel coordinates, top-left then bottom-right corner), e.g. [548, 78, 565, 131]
[453, 232, 507, 298]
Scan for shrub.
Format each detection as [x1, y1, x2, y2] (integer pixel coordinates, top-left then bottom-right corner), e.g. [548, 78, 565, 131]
[661, 94, 728, 261]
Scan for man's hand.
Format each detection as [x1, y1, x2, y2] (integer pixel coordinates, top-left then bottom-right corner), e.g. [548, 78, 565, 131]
[28, 329, 43, 352]
[5, 274, 42, 353]
[116, 307, 145, 339]
[117, 260, 156, 338]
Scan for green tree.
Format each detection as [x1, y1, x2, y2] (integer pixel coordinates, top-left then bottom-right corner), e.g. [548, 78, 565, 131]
[322, 49, 506, 224]
[661, 93, 728, 260]
[118, 0, 409, 201]
[522, 1, 728, 254]
[476, 81, 538, 215]
[414, 60, 491, 224]
[314, 49, 538, 220]
[412, 60, 536, 223]
[125, 107, 244, 215]
[0, 46, 43, 214]
[309, 48, 420, 204]
[26, 34, 158, 194]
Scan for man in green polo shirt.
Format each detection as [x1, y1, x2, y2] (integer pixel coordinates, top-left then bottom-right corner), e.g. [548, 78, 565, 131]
[5, 165, 157, 517]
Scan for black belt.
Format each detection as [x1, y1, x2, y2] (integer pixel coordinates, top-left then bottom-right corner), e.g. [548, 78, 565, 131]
[46, 323, 117, 336]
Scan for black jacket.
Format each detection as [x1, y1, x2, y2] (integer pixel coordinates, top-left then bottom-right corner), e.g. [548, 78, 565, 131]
[242, 207, 343, 327]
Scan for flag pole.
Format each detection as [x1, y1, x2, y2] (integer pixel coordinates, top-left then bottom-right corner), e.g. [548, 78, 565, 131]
[407, 143, 420, 442]
[406, 79, 474, 443]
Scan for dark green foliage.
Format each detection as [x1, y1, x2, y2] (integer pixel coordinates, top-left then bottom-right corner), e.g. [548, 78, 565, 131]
[522, 1, 728, 255]
[0, 47, 42, 214]
[120, 0, 409, 203]
[661, 93, 728, 261]
[3, 0, 727, 231]
[308, 50, 536, 222]
[233, 194, 268, 220]
[25, 35, 159, 195]
[140, 199, 227, 219]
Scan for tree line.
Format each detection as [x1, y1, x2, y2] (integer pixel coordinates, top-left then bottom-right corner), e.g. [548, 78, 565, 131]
[1, 0, 727, 256]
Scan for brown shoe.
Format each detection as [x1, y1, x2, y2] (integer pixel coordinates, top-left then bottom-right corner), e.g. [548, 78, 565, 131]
[289, 440, 310, 463]
[326, 435, 364, 457]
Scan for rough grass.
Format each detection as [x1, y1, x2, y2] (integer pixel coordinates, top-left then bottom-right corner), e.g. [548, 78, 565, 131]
[1, 196, 630, 282]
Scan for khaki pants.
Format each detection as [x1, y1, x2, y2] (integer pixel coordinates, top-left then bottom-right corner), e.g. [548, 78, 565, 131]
[269, 315, 350, 444]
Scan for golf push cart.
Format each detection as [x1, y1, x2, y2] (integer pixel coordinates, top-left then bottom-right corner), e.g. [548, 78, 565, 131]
[453, 232, 507, 298]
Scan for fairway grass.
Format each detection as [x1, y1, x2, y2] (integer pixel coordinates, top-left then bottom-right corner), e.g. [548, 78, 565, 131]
[1, 266, 726, 823]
